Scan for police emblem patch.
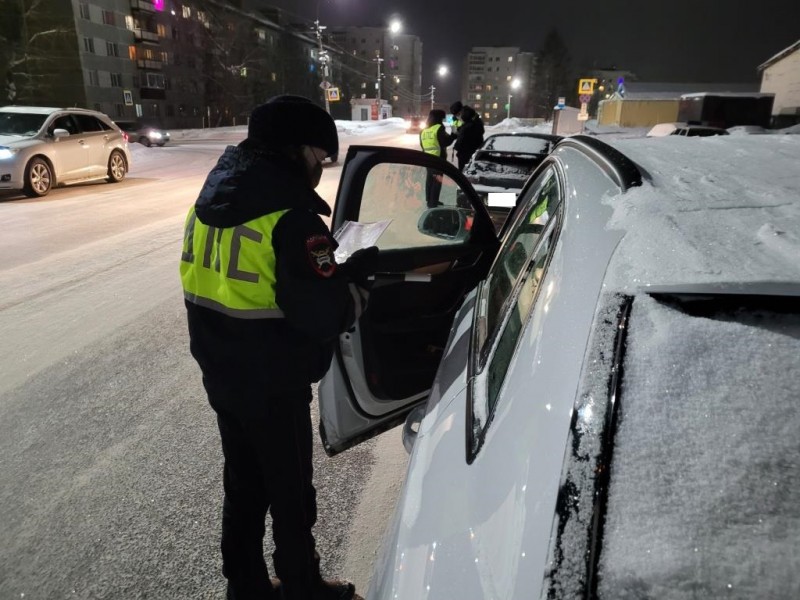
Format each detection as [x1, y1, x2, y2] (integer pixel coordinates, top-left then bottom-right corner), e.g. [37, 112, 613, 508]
[306, 235, 336, 277]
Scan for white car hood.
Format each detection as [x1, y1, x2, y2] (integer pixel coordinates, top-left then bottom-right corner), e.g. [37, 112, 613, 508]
[0, 134, 36, 147]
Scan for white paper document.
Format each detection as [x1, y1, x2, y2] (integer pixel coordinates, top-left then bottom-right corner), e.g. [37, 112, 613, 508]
[333, 219, 392, 262]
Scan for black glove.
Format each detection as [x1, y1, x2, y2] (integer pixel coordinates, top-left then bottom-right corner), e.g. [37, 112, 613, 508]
[340, 246, 380, 285]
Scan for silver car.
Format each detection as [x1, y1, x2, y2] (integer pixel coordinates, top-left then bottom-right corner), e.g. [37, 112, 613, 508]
[0, 106, 130, 197]
[318, 136, 800, 599]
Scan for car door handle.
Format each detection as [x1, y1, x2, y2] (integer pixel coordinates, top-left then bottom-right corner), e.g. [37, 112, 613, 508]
[78, 139, 86, 145]
[452, 251, 483, 271]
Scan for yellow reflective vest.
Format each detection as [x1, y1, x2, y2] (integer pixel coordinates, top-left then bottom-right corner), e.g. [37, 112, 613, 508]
[180, 206, 289, 319]
[420, 123, 442, 156]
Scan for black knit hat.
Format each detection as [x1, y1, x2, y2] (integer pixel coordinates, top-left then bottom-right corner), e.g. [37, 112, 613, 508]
[450, 101, 463, 114]
[248, 95, 338, 157]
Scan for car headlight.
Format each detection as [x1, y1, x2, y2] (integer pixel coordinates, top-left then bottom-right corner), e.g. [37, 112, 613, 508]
[149, 131, 162, 139]
[0, 147, 19, 160]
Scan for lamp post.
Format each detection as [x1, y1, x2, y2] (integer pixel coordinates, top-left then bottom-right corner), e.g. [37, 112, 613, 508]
[507, 78, 521, 120]
[430, 64, 448, 110]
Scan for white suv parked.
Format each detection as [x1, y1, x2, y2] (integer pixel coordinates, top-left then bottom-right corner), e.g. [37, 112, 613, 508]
[0, 106, 130, 197]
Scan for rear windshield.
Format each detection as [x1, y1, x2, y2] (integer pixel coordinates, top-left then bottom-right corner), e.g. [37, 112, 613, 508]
[0, 112, 48, 136]
[599, 294, 800, 598]
[483, 135, 550, 154]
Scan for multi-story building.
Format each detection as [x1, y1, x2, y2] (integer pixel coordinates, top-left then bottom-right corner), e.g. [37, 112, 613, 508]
[327, 26, 423, 119]
[2, 0, 324, 128]
[461, 46, 536, 125]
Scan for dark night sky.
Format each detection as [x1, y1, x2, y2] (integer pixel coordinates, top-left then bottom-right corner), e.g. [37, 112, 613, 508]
[265, 0, 800, 101]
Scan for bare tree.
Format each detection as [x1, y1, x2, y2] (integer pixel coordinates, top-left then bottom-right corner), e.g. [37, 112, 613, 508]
[0, 0, 81, 105]
[532, 29, 575, 121]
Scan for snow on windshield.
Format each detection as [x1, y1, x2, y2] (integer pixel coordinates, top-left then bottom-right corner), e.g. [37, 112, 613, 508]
[484, 135, 550, 154]
[598, 293, 800, 599]
[603, 135, 800, 290]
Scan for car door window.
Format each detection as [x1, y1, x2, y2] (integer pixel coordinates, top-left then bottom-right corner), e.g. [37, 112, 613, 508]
[486, 229, 553, 410]
[73, 115, 104, 133]
[478, 166, 560, 363]
[50, 115, 79, 135]
[351, 162, 476, 250]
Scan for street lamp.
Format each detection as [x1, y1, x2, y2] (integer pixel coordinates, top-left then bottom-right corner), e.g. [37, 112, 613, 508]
[429, 64, 448, 110]
[507, 78, 521, 120]
[389, 19, 402, 34]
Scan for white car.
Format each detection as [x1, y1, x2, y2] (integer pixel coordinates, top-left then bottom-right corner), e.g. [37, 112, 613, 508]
[0, 106, 130, 197]
[320, 136, 800, 599]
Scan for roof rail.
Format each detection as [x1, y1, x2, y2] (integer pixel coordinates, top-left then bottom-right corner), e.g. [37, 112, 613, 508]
[556, 135, 644, 191]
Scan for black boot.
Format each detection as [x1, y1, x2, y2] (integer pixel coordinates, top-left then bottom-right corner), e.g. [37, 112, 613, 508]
[279, 578, 356, 600]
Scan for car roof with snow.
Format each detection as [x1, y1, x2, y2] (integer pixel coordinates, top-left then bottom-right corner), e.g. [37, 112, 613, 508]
[596, 136, 800, 291]
[540, 134, 800, 598]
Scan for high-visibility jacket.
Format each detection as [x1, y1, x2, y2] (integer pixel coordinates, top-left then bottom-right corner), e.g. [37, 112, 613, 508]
[180, 206, 288, 319]
[181, 142, 358, 391]
[420, 123, 443, 156]
[451, 117, 462, 135]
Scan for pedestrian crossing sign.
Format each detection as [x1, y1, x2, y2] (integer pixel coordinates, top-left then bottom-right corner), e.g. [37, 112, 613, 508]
[326, 87, 340, 102]
[578, 78, 596, 95]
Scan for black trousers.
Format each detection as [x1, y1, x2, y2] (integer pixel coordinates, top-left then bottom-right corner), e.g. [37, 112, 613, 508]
[205, 379, 320, 600]
[425, 169, 443, 208]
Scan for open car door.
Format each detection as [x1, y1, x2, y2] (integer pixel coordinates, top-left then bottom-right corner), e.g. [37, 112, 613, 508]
[318, 146, 500, 455]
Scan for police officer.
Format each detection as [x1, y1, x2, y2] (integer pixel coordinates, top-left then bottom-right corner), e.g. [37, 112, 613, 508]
[180, 95, 376, 600]
[419, 108, 454, 208]
[449, 101, 463, 137]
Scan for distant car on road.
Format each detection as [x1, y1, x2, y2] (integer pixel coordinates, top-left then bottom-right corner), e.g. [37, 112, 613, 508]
[115, 121, 171, 147]
[0, 105, 130, 197]
[405, 115, 424, 134]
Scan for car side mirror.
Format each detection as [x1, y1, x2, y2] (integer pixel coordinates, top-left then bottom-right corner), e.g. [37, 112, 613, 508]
[417, 207, 472, 242]
[402, 404, 427, 454]
[52, 128, 70, 139]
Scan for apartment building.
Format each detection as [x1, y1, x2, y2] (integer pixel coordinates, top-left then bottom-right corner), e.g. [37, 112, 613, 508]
[328, 26, 423, 118]
[461, 46, 535, 125]
[3, 0, 322, 128]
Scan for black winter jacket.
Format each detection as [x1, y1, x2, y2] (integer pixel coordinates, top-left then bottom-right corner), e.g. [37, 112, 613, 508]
[454, 107, 485, 162]
[185, 141, 357, 394]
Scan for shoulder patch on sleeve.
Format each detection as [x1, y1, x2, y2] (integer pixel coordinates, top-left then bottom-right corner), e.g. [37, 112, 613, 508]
[306, 234, 337, 278]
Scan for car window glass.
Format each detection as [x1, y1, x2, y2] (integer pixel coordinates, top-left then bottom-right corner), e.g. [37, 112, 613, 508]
[354, 162, 476, 250]
[478, 167, 560, 360]
[73, 115, 104, 132]
[486, 230, 553, 412]
[50, 115, 80, 135]
[0, 112, 48, 135]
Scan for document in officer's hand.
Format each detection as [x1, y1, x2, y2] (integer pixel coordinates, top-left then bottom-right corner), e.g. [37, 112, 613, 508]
[333, 219, 391, 263]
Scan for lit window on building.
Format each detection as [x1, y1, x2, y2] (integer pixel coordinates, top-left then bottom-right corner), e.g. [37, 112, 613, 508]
[484, 113, 490, 119]
[160, 51, 168, 64]
[392, 95, 399, 101]
[508, 56, 513, 62]
[271, 72, 277, 82]
[492, 102, 498, 109]
[506, 75, 512, 81]
[128, 45, 136, 60]
[182, 6, 191, 18]
[157, 24, 167, 37]
[125, 15, 134, 30]
[476, 94, 481, 100]
[486, 84, 492, 91]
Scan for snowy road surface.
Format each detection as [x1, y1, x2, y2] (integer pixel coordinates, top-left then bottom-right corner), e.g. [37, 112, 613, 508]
[0, 122, 419, 599]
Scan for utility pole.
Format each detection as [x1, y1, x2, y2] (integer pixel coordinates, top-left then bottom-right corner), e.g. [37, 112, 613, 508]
[429, 85, 435, 110]
[373, 52, 384, 102]
[313, 19, 330, 113]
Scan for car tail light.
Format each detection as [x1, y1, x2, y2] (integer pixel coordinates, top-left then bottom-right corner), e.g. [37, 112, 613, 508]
[121, 131, 129, 142]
